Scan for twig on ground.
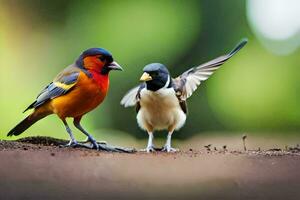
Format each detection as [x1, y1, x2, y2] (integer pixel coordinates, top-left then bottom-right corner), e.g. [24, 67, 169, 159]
[242, 134, 247, 151]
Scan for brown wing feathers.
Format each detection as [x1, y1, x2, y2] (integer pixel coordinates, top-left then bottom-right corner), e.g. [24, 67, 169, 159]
[173, 39, 248, 100]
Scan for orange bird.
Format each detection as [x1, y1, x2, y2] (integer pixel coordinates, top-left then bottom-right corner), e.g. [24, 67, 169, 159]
[7, 48, 122, 149]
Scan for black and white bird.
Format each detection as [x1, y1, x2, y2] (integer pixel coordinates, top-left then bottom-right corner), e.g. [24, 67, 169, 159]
[121, 39, 248, 152]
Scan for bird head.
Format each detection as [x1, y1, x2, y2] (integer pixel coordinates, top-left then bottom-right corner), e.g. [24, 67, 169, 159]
[76, 48, 123, 74]
[140, 63, 171, 91]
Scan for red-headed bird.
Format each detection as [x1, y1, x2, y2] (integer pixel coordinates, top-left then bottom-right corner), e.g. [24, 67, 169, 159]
[121, 39, 247, 152]
[7, 48, 122, 149]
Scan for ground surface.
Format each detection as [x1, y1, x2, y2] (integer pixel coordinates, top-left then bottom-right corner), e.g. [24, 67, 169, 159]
[1, 136, 300, 200]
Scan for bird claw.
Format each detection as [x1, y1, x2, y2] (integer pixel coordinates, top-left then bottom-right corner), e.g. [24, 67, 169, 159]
[81, 138, 107, 145]
[60, 139, 135, 153]
[60, 140, 79, 148]
[79, 137, 101, 150]
[140, 146, 156, 153]
[162, 145, 178, 153]
[91, 141, 99, 150]
[60, 140, 99, 150]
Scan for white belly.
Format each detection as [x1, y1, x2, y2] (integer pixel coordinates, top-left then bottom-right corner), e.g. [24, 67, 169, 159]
[137, 88, 186, 131]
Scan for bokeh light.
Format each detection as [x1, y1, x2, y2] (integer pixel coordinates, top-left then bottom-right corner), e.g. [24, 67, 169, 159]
[246, 0, 300, 55]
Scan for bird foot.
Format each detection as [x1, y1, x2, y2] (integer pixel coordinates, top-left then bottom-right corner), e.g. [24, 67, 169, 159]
[91, 141, 100, 150]
[140, 146, 156, 153]
[162, 145, 178, 153]
[81, 138, 108, 150]
[59, 140, 79, 148]
[60, 140, 136, 153]
[79, 139, 100, 150]
[60, 140, 93, 149]
[81, 138, 107, 145]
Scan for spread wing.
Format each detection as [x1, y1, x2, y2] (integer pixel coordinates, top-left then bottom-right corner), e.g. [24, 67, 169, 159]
[120, 83, 145, 108]
[23, 66, 80, 112]
[173, 39, 247, 101]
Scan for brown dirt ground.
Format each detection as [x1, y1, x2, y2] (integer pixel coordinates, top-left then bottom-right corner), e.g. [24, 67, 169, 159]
[1, 136, 300, 200]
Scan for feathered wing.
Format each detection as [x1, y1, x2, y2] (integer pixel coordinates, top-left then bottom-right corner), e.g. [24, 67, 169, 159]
[173, 38, 248, 101]
[23, 66, 81, 112]
[120, 83, 145, 108]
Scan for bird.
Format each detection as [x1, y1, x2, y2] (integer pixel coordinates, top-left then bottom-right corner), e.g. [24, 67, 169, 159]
[121, 39, 247, 152]
[7, 48, 123, 150]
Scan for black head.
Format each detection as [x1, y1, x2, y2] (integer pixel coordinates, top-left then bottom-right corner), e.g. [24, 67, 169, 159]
[140, 63, 171, 91]
[76, 48, 122, 74]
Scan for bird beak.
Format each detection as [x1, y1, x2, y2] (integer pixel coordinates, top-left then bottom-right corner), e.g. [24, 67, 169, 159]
[140, 72, 152, 82]
[108, 61, 123, 71]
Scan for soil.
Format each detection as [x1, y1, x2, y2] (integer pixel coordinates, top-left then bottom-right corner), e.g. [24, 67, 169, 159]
[1, 136, 300, 200]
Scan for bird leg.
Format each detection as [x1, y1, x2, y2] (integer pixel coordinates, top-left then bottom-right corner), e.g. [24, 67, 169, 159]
[73, 119, 100, 150]
[162, 132, 178, 152]
[71, 118, 136, 152]
[61, 119, 78, 147]
[140, 132, 155, 152]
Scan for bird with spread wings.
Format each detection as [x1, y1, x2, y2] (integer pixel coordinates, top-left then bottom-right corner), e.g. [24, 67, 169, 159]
[121, 39, 248, 152]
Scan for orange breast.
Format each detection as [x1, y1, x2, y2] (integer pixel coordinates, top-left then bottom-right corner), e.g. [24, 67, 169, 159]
[50, 71, 109, 119]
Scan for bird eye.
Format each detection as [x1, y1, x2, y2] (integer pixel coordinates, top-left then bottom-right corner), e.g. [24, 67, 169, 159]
[152, 72, 158, 77]
[99, 56, 105, 62]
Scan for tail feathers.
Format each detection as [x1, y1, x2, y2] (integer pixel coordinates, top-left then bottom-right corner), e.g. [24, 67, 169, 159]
[7, 114, 41, 137]
[23, 101, 37, 113]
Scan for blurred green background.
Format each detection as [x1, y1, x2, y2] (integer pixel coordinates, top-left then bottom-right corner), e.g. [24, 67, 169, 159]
[0, 0, 299, 142]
